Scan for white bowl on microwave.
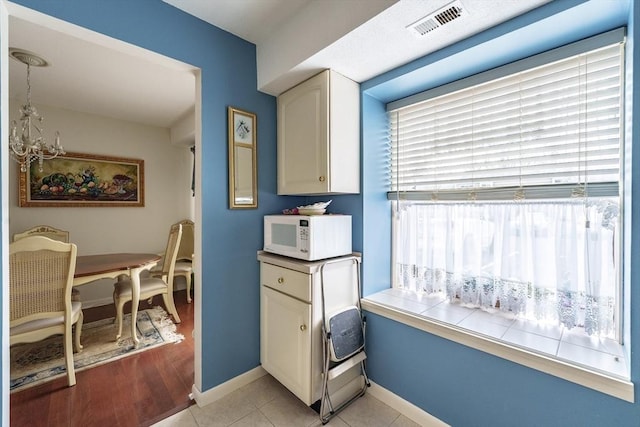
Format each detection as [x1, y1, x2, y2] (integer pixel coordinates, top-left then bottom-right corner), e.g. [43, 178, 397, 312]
[297, 200, 331, 215]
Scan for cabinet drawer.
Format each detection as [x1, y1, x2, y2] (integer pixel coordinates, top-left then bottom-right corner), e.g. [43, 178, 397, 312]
[261, 263, 311, 302]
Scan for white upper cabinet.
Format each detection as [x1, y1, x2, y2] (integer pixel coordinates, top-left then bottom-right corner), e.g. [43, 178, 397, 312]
[277, 69, 360, 195]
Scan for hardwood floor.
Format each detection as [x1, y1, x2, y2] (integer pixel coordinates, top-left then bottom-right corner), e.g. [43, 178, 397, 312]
[10, 290, 195, 427]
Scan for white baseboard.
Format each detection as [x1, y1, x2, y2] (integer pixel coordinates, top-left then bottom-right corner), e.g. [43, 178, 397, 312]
[367, 381, 449, 427]
[188, 367, 446, 426]
[190, 366, 268, 408]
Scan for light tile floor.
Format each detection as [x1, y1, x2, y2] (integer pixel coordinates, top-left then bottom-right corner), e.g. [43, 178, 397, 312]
[154, 288, 628, 426]
[366, 288, 628, 379]
[153, 374, 420, 427]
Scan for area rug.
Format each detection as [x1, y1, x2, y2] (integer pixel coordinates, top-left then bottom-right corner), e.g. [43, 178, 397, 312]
[10, 306, 184, 392]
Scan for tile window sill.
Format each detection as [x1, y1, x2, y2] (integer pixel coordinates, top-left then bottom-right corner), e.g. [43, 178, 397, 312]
[361, 289, 634, 403]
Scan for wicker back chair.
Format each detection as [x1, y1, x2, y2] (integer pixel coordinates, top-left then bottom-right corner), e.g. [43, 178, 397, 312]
[10, 236, 83, 387]
[13, 225, 81, 302]
[113, 223, 183, 337]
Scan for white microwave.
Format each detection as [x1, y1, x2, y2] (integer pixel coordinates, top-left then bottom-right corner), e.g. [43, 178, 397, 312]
[264, 215, 352, 261]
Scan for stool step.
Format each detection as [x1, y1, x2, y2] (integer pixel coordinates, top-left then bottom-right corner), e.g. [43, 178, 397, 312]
[326, 351, 366, 381]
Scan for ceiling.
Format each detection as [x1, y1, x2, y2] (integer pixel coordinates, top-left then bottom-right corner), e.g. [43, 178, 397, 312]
[8, 0, 552, 131]
[165, 0, 551, 95]
[8, 14, 197, 131]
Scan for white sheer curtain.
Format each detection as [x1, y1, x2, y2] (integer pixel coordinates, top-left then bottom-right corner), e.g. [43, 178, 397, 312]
[394, 199, 619, 337]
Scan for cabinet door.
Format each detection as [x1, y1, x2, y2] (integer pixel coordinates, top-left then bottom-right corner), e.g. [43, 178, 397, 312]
[261, 286, 313, 404]
[277, 71, 329, 195]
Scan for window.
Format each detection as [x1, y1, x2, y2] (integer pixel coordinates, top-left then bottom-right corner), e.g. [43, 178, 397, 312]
[387, 29, 625, 342]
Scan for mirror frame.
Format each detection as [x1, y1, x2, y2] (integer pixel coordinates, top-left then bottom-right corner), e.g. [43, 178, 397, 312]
[227, 106, 258, 209]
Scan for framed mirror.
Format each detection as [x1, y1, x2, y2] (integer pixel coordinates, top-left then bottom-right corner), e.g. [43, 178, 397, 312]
[228, 106, 257, 209]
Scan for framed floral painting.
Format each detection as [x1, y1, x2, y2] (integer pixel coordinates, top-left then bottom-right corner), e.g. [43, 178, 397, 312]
[19, 152, 144, 207]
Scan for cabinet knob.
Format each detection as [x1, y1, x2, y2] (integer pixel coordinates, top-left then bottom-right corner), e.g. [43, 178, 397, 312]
[277, 277, 284, 284]
[300, 324, 307, 332]
[318, 176, 325, 182]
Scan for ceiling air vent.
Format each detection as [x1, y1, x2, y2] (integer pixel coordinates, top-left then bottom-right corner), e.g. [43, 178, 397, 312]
[407, 0, 465, 36]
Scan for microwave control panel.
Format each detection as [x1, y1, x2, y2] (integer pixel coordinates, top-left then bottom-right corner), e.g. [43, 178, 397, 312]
[299, 219, 309, 253]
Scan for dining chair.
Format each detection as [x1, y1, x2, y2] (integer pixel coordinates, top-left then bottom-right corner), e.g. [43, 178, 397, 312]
[13, 225, 70, 243]
[113, 223, 182, 338]
[174, 219, 194, 303]
[9, 236, 83, 387]
[13, 224, 81, 302]
[149, 219, 194, 303]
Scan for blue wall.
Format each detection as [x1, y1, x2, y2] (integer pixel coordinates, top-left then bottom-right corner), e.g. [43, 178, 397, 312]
[360, 0, 640, 425]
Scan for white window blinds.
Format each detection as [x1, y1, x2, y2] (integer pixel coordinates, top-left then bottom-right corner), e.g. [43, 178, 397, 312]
[388, 29, 625, 201]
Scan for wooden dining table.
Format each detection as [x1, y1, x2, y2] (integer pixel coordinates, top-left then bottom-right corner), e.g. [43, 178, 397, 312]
[73, 253, 161, 346]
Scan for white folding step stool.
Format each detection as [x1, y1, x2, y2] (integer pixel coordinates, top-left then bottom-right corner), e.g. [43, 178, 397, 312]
[318, 258, 370, 425]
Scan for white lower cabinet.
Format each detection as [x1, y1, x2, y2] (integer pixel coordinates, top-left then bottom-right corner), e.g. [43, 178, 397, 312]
[258, 251, 361, 406]
[260, 286, 312, 402]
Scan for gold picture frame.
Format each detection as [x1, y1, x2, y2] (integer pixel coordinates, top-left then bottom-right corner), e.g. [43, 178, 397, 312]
[19, 151, 144, 207]
[227, 106, 257, 209]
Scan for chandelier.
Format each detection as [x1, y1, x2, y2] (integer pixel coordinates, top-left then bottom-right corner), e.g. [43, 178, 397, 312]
[9, 48, 64, 173]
